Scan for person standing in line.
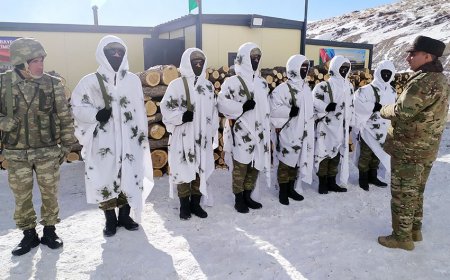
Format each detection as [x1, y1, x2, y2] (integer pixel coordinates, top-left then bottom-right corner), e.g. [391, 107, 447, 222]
[0, 37, 76, 256]
[218, 42, 271, 213]
[269, 54, 315, 205]
[312, 55, 355, 195]
[378, 36, 449, 251]
[161, 48, 219, 220]
[71, 35, 154, 237]
[353, 60, 397, 191]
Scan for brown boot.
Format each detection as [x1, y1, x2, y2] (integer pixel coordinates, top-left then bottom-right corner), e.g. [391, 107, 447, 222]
[378, 235, 414, 251]
[412, 230, 423, 242]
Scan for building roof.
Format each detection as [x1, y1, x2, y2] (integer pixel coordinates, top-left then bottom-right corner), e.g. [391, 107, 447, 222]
[153, 14, 304, 35]
[0, 22, 152, 34]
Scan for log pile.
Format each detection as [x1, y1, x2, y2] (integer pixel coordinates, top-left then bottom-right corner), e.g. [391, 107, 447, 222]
[136, 65, 180, 177]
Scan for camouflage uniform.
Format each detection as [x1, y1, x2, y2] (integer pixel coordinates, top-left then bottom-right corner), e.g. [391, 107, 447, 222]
[277, 161, 298, 184]
[358, 139, 380, 172]
[232, 159, 259, 194]
[177, 173, 202, 198]
[0, 40, 75, 231]
[380, 65, 450, 242]
[316, 153, 340, 177]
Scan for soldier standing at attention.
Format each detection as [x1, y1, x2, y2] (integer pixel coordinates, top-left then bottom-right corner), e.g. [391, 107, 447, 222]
[71, 35, 154, 237]
[378, 36, 449, 251]
[218, 42, 271, 213]
[0, 38, 76, 256]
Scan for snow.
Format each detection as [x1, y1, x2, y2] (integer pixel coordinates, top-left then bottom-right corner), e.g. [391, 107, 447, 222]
[307, 0, 450, 75]
[1, 124, 450, 279]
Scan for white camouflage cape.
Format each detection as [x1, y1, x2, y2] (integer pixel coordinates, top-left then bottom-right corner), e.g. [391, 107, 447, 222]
[161, 48, 219, 206]
[71, 35, 154, 222]
[218, 42, 272, 196]
[352, 60, 397, 179]
[270, 54, 315, 190]
[313, 55, 355, 185]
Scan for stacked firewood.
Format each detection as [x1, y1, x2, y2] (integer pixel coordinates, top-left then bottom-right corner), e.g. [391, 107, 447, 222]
[136, 65, 180, 177]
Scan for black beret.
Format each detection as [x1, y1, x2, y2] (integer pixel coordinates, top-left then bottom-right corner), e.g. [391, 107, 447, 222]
[406, 36, 446, 57]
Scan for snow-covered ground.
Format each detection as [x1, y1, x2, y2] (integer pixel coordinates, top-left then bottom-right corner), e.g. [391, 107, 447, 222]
[1, 123, 450, 279]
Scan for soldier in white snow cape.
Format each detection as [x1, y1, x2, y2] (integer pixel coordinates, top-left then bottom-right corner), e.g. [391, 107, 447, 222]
[270, 54, 315, 205]
[353, 60, 396, 191]
[161, 48, 219, 220]
[313, 55, 355, 194]
[71, 35, 154, 237]
[218, 42, 271, 214]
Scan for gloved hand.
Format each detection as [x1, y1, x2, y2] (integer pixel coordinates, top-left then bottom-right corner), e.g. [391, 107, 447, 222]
[96, 108, 112, 123]
[0, 117, 19, 132]
[182, 110, 194, 123]
[242, 99, 256, 113]
[59, 145, 72, 165]
[325, 102, 337, 112]
[373, 102, 382, 113]
[289, 106, 299, 118]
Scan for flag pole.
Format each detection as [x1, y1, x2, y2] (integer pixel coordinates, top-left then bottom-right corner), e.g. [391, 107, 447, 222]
[198, 0, 202, 15]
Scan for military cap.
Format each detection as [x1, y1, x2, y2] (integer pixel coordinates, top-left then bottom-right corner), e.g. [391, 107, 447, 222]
[406, 36, 446, 57]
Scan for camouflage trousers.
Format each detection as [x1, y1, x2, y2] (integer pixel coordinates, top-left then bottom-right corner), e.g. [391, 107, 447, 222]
[277, 161, 298, 184]
[99, 192, 129, 211]
[358, 139, 380, 171]
[5, 147, 61, 231]
[177, 173, 201, 198]
[390, 158, 433, 241]
[232, 159, 259, 194]
[317, 153, 340, 177]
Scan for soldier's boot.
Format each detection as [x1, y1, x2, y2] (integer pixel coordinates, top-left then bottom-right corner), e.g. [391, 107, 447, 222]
[190, 194, 208, 218]
[358, 170, 369, 191]
[40, 226, 63, 249]
[412, 230, 423, 242]
[118, 204, 139, 231]
[11, 228, 40, 256]
[243, 189, 262, 209]
[287, 180, 304, 201]
[179, 196, 192, 220]
[368, 169, 388, 187]
[318, 176, 328, 194]
[278, 183, 289, 205]
[234, 192, 249, 213]
[327, 176, 347, 192]
[103, 209, 118, 237]
[378, 235, 414, 251]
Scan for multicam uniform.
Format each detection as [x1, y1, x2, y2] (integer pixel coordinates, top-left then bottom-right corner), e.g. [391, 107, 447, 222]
[380, 61, 450, 242]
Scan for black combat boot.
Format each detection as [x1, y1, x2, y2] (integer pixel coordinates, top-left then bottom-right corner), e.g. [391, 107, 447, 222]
[190, 194, 208, 218]
[234, 192, 249, 213]
[118, 204, 139, 230]
[278, 183, 289, 205]
[40, 225, 63, 249]
[327, 176, 347, 192]
[368, 169, 388, 187]
[359, 170, 369, 191]
[11, 228, 40, 256]
[179, 196, 192, 220]
[287, 180, 304, 201]
[243, 189, 262, 209]
[103, 209, 118, 237]
[318, 176, 328, 194]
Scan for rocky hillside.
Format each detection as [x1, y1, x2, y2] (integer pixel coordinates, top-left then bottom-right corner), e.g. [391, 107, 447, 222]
[307, 0, 450, 74]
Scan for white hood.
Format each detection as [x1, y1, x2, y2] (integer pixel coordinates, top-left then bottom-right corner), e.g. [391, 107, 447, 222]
[179, 47, 207, 78]
[96, 35, 129, 82]
[287, 54, 309, 85]
[372, 60, 396, 90]
[234, 42, 261, 79]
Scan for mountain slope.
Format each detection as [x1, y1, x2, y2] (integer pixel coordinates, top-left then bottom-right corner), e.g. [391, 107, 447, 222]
[307, 0, 450, 73]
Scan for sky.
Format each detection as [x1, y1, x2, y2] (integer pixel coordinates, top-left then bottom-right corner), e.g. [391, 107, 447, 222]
[1, 0, 399, 27]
